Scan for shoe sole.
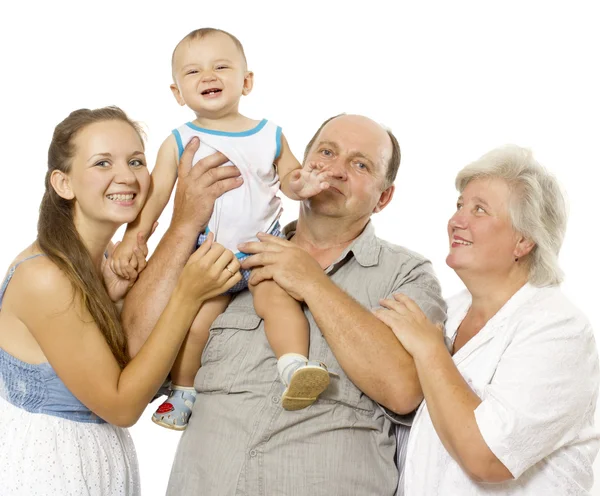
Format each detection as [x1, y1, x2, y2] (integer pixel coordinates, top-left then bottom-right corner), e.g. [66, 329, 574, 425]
[282, 367, 330, 411]
[151, 414, 188, 431]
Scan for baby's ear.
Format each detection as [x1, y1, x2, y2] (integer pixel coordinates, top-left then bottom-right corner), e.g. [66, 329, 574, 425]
[50, 170, 74, 200]
[170, 84, 186, 106]
[242, 71, 254, 96]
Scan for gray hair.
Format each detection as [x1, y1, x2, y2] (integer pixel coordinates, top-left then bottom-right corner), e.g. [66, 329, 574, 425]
[455, 145, 567, 287]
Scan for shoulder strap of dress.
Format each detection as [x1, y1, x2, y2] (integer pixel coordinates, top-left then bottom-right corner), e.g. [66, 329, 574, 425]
[0, 254, 46, 309]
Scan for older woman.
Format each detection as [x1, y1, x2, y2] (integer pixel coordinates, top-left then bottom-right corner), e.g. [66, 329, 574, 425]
[376, 145, 599, 495]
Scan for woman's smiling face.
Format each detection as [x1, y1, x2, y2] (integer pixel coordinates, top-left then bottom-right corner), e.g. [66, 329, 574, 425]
[446, 177, 522, 277]
[63, 119, 150, 227]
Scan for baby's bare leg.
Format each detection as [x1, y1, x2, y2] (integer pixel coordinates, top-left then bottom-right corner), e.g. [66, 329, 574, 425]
[250, 280, 308, 358]
[251, 280, 328, 410]
[170, 294, 231, 387]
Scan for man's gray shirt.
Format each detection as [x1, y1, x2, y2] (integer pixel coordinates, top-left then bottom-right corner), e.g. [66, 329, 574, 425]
[167, 221, 447, 496]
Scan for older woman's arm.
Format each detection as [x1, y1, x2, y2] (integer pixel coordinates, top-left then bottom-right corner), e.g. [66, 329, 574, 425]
[376, 293, 599, 483]
[377, 294, 512, 481]
[411, 344, 513, 481]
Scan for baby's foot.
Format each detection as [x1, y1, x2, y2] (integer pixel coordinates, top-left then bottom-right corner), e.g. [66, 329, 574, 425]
[151, 386, 196, 430]
[279, 357, 330, 411]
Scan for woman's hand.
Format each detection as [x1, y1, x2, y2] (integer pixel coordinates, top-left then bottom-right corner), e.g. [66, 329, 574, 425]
[177, 232, 242, 302]
[373, 293, 446, 358]
[102, 231, 150, 302]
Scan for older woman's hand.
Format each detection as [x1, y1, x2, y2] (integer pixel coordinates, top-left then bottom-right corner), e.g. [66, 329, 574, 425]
[374, 293, 446, 358]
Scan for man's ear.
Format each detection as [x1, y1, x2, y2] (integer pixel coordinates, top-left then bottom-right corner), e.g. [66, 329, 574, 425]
[170, 84, 186, 106]
[373, 184, 395, 213]
[242, 71, 254, 96]
[50, 170, 74, 200]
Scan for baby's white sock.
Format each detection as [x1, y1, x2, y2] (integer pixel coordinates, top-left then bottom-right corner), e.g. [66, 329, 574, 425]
[277, 353, 308, 385]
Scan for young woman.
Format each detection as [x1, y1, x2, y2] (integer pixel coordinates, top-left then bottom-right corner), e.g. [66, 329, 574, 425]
[0, 106, 242, 495]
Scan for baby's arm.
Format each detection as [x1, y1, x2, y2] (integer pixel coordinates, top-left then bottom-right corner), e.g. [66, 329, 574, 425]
[111, 135, 179, 279]
[276, 134, 332, 201]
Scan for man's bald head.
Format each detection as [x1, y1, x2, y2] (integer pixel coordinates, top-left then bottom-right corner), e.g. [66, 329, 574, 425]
[304, 114, 401, 187]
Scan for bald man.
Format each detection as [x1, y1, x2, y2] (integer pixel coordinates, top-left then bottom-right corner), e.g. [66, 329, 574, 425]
[123, 114, 446, 496]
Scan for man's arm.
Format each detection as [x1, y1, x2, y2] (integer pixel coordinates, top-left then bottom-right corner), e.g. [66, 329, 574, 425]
[305, 274, 425, 413]
[241, 234, 446, 414]
[122, 137, 243, 356]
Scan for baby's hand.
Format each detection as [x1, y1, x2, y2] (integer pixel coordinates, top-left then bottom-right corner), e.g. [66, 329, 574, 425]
[103, 230, 154, 302]
[110, 235, 142, 280]
[288, 161, 333, 199]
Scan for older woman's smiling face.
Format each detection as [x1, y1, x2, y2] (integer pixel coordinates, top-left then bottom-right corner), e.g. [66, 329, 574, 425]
[446, 177, 523, 277]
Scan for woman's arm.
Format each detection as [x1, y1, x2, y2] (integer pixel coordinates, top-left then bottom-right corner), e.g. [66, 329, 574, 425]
[375, 294, 513, 482]
[9, 238, 241, 428]
[376, 293, 598, 483]
[412, 344, 513, 482]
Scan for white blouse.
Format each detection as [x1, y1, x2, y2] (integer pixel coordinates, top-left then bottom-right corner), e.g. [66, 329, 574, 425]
[403, 283, 600, 495]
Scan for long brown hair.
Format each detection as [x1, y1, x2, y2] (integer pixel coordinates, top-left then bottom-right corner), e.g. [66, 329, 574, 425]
[37, 106, 145, 368]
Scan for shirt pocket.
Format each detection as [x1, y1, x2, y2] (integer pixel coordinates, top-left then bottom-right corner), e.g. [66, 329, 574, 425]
[196, 312, 262, 393]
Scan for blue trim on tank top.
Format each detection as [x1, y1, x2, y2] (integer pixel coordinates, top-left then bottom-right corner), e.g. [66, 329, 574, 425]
[173, 128, 185, 159]
[185, 119, 267, 137]
[274, 126, 283, 160]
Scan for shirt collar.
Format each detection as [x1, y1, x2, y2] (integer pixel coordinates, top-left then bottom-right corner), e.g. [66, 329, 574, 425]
[283, 219, 381, 268]
[445, 282, 540, 341]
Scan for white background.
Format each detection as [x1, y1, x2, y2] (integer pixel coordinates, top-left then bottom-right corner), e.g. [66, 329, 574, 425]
[1, 1, 599, 494]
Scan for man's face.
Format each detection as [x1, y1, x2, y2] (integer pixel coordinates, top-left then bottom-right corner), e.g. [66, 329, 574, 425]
[303, 115, 394, 222]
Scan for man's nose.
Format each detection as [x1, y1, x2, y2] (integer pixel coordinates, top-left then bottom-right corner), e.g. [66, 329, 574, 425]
[323, 159, 347, 180]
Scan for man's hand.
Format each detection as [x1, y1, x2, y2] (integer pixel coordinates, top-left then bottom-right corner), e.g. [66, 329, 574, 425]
[171, 136, 244, 234]
[239, 233, 327, 301]
[287, 161, 333, 199]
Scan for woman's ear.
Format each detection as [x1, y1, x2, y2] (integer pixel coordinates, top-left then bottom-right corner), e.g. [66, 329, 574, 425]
[514, 234, 535, 259]
[50, 170, 74, 200]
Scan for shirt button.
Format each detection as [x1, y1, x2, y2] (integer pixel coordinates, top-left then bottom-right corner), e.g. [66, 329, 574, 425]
[249, 449, 257, 457]
[271, 396, 279, 404]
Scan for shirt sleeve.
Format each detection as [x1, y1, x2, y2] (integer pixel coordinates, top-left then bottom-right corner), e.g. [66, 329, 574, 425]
[378, 257, 448, 420]
[474, 312, 599, 478]
[389, 258, 447, 327]
[379, 405, 415, 426]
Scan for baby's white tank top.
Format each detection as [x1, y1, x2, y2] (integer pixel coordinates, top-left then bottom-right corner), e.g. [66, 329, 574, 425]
[173, 119, 283, 256]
